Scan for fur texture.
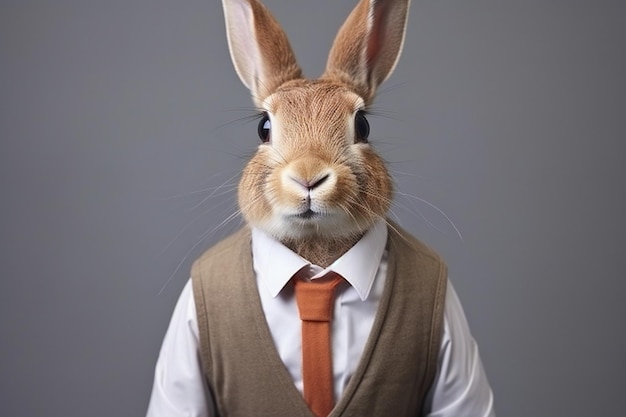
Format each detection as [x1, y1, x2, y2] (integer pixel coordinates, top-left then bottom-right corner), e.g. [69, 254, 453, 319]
[222, 0, 410, 266]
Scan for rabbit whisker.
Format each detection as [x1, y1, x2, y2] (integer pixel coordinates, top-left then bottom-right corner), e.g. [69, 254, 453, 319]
[187, 172, 241, 212]
[395, 191, 464, 242]
[159, 204, 244, 295]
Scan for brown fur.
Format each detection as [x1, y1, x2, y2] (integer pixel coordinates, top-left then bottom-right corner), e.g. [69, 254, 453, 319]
[222, 0, 410, 266]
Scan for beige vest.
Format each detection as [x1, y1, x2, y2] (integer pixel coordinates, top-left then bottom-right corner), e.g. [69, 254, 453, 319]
[192, 223, 447, 417]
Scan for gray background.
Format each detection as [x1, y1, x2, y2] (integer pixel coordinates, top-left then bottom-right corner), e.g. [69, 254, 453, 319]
[1, 1, 624, 416]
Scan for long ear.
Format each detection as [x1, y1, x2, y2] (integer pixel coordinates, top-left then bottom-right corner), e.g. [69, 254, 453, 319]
[323, 0, 410, 103]
[222, 0, 303, 107]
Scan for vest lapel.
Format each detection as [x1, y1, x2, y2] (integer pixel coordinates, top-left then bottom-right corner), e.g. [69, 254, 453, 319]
[329, 223, 400, 416]
[237, 229, 315, 416]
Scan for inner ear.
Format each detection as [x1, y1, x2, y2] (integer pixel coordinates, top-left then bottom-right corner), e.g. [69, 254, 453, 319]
[323, 0, 410, 103]
[222, 0, 303, 106]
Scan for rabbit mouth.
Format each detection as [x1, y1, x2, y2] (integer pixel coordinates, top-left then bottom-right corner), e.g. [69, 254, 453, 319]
[294, 209, 317, 219]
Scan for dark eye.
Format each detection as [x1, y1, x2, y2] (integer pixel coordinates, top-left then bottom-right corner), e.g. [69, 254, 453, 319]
[354, 111, 370, 143]
[257, 113, 271, 143]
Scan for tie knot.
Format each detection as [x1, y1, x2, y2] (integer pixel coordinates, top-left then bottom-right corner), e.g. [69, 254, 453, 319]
[293, 272, 344, 322]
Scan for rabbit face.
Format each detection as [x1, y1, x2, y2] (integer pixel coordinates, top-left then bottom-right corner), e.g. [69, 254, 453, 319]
[222, 0, 409, 245]
[238, 80, 392, 241]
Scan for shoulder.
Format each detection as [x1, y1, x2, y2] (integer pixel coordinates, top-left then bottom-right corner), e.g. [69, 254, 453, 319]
[191, 227, 251, 275]
[387, 220, 447, 273]
[190, 227, 253, 305]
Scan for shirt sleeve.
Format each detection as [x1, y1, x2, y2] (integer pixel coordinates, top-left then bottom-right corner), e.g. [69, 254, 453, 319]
[423, 280, 496, 417]
[146, 279, 216, 417]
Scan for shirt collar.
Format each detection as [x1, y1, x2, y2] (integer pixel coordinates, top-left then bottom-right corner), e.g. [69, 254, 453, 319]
[251, 219, 388, 301]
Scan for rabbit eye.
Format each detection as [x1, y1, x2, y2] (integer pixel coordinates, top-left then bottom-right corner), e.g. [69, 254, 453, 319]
[354, 111, 370, 143]
[257, 113, 271, 143]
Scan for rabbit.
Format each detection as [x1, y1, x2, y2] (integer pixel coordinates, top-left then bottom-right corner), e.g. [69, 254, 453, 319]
[147, 1, 496, 416]
[225, 0, 409, 267]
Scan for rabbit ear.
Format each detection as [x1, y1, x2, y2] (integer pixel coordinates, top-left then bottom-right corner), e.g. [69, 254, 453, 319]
[222, 0, 303, 106]
[323, 0, 410, 103]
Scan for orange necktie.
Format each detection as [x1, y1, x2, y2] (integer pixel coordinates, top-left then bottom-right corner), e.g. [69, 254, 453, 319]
[293, 271, 344, 417]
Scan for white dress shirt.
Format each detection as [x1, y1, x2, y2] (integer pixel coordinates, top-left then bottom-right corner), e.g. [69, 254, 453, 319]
[147, 220, 495, 416]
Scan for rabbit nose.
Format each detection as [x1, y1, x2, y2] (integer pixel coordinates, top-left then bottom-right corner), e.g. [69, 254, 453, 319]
[290, 173, 330, 191]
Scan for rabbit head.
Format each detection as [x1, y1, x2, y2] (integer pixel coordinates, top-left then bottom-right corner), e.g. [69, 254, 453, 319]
[222, 0, 410, 255]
